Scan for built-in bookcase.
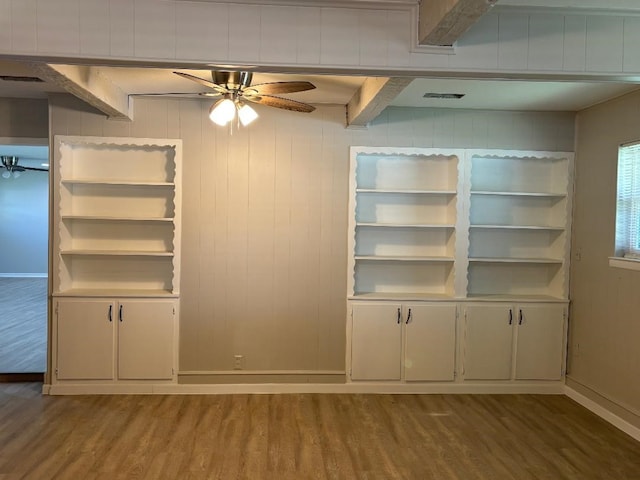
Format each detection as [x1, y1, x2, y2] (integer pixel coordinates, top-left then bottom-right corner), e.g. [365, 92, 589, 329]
[347, 147, 573, 301]
[52, 136, 182, 297]
[346, 147, 573, 388]
[347, 148, 464, 299]
[466, 151, 571, 300]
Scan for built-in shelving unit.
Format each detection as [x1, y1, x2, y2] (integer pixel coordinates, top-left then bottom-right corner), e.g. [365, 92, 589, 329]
[52, 137, 182, 298]
[50, 136, 182, 393]
[347, 148, 463, 299]
[346, 147, 574, 389]
[466, 151, 572, 300]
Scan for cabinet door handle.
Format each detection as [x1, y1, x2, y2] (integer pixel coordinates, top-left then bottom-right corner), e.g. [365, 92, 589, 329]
[406, 308, 412, 324]
[508, 309, 513, 325]
[119, 304, 123, 322]
[518, 309, 523, 325]
[108, 304, 113, 322]
[397, 308, 401, 324]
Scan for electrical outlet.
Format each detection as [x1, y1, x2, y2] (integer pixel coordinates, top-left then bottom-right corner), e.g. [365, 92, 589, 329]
[234, 355, 243, 370]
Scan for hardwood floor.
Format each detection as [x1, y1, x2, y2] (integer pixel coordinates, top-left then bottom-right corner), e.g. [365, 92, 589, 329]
[0, 277, 47, 373]
[1, 385, 639, 479]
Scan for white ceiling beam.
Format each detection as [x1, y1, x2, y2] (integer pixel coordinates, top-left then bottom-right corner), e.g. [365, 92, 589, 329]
[346, 77, 413, 127]
[30, 64, 131, 120]
[418, 0, 497, 46]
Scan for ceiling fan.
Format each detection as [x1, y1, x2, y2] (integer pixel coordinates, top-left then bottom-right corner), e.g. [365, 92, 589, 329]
[171, 70, 317, 126]
[1, 156, 48, 179]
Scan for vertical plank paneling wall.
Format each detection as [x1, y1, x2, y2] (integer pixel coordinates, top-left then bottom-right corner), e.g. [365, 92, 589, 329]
[49, 95, 575, 380]
[4, 2, 640, 77]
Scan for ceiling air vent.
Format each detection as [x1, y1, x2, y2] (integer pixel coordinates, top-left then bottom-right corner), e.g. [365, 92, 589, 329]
[423, 92, 465, 99]
[0, 75, 44, 83]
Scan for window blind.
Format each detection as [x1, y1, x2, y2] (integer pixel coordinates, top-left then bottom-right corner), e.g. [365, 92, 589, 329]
[616, 142, 640, 258]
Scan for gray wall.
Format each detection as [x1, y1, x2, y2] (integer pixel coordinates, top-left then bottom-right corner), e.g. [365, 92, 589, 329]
[0, 97, 48, 139]
[0, 97, 49, 275]
[0, 170, 48, 275]
[569, 89, 640, 429]
[49, 94, 575, 380]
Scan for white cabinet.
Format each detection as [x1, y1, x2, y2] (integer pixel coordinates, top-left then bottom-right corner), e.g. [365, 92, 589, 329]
[55, 298, 176, 381]
[404, 303, 457, 381]
[462, 303, 566, 381]
[351, 303, 402, 381]
[349, 302, 457, 382]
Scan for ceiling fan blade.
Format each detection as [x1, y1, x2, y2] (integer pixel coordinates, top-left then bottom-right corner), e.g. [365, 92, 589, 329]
[173, 72, 228, 94]
[246, 95, 316, 113]
[21, 166, 48, 172]
[246, 81, 316, 96]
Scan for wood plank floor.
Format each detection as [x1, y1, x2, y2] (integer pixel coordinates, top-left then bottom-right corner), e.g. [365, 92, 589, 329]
[1, 385, 639, 479]
[0, 277, 47, 373]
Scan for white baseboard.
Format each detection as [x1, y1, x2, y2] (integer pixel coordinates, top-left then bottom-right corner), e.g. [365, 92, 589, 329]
[564, 386, 640, 442]
[44, 381, 565, 396]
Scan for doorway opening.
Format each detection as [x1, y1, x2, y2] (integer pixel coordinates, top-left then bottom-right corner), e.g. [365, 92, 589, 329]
[0, 143, 49, 380]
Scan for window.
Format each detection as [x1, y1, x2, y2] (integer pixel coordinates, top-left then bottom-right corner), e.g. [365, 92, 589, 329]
[614, 141, 640, 260]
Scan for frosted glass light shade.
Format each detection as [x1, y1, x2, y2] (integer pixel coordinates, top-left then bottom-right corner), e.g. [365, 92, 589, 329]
[237, 103, 258, 126]
[1, 170, 10, 179]
[209, 98, 236, 126]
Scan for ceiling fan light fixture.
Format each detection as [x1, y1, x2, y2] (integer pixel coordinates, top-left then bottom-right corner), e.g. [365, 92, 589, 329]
[209, 97, 236, 126]
[237, 102, 258, 126]
[2, 171, 10, 179]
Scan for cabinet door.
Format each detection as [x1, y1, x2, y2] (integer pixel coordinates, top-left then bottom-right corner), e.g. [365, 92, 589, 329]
[56, 299, 115, 380]
[463, 304, 514, 380]
[515, 304, 565, 380]
[351, 303, 402, 381]
[117, 300, 175, 380]
[405, 304, 456, 381]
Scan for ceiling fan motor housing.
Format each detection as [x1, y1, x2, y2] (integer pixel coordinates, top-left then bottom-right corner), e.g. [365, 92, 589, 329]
[1, 156, 18, 170]
[212, 71, 253, 91]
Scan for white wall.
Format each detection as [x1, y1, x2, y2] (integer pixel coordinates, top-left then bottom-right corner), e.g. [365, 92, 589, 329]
[569, 89, 640, 430]
[49, 94, 575, 380]
[0, 169, 48, 275]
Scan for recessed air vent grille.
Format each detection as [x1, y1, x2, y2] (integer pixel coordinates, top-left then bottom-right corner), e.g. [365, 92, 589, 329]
[423, 92, 465, 99]
[0, 75, 44, 83]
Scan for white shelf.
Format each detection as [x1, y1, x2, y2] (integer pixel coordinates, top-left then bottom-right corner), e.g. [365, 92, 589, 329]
[356, 255, 454, 262]
[471, 190, 566, 198]
[465, 294, 567, 303]
[468, 257, 563, 264]
[357, 188, 456, 195]
[469, 224, 564, 231]
[61, 215, 174, 222]
[357, 223, 456, 229]
[60, 249, 174, 257]
[62, 179, 174, 187]
[349, 292, 456, 301]
[53, 288, 178, 298]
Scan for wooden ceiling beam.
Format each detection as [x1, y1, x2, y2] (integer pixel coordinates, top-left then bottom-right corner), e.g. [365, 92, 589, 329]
[418, 0, 497, 46]
[346, 77, 413, 127]
[30, 64, 131, 120]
